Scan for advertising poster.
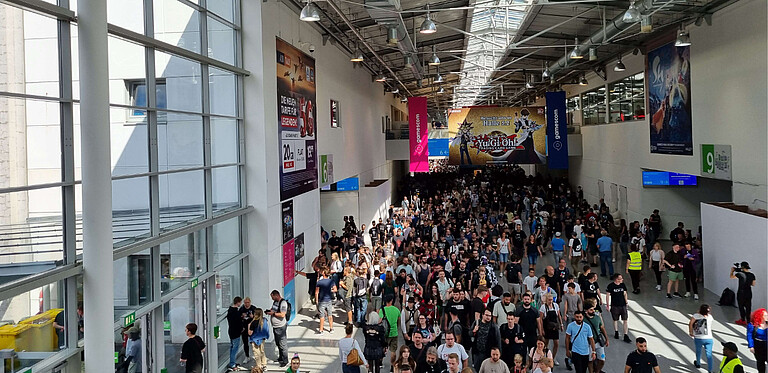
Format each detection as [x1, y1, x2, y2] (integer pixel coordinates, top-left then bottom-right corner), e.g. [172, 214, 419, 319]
[320, 154, 334, 185]
[277, 38, 318, 200]
[282, 239, 295, 286]
[330, 99, 340, 128]
[448, 106, 546, 165]
[647, 42, 692, 155]
[281, 200, 294, 244]
[546, 91, 569, 169]
[283, 279, 296, 323]
[408, 97, 429, 172]
[294, 233, 305, 272]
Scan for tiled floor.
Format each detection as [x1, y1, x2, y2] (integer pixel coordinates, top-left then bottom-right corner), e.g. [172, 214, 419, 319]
[254, 246, 759, 373]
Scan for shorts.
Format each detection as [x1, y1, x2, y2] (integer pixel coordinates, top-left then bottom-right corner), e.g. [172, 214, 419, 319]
[343, 297, 353, 311]
[590, 346, 606, 361]
[318, 301, 333, 318]
[528, 255, 539, 265]
[610, 305, 628, 321]
[509, 283, 522, 295]
[667, 271, 684, 281]
[386, 336, 398, 352]
[499, 252, 509, 263]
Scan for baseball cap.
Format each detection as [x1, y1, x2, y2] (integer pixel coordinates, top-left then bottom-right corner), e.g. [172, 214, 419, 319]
[740, 261, 751, 270]
[722, 342, 738, 353]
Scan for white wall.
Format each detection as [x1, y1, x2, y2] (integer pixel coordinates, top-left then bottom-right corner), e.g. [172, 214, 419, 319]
[567, 0, 767, 235]
[358, 179, 392, 231]
[701, 203, 767, 307]
[320, 191, 359, 234]
[242, 1, 404, 312]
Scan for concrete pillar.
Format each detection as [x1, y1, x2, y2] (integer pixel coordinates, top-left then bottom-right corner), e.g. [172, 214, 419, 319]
[76, 0, 115, 371]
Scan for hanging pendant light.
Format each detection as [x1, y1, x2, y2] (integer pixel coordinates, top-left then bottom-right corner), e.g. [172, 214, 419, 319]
[542, 62, 550, 79]
[435, 73, 444, 83]
[614, 56, 626, 72]
[404, 55, 413, 69]
[589, 47, 597, 61]
[420, 5, 437, 34]
[437, 86, 445, 94]
[569, 38, 583, 59]
[350, 44, 364, 62]
[299, 1, 321, 22]
[375, 72, 387, 82]
[640, 15, 653, 33]
[622, 1, 641, 23]
[675, 25, 691, 46]
[579, 74, 588, 86]
[387, 26, 399, 45]
[428, 46, 440, 66]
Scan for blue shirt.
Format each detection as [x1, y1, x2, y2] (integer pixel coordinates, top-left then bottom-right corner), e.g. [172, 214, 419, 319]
[566, 321, 594, 355]
[551, 238, 566, 252]
[597, 236, 613, 253]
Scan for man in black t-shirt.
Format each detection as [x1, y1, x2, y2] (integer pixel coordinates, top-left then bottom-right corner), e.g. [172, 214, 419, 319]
[511, 225, 527, 259]
[444, 290, 471, 329]
[470, 286, 488, 322]
[180, 323, 206, 373]
[605, 274, 631, 343]
[663, 244, 684, 299]
[731, 261, 756, 325]
[505, 256, 524, 304]
[514, 293, 540, 350]
[238, 298, 257, 362]
[624, 337, 660, 373]
[583, 273, 601, 311]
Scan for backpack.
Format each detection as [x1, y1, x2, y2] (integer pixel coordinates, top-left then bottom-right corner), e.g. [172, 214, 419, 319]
[486, 298, 501, 313]
[370, 278, 383, 296]
[717, 288, 736, 307]
[570, 238, 582, 253]
[281, 299, 293, 323]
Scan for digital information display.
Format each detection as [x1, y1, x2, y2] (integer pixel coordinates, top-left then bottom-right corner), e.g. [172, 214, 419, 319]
[642, 171, 697, 186]
[320, 177, 359, 192]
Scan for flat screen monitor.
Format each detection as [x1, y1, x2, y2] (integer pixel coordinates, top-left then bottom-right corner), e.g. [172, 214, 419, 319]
[642, 171, 697, 186]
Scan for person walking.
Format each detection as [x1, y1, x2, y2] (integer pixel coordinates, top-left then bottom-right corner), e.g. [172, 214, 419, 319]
[624, 337, 660, 373]
[471, 309, 501, 371]
[478, 347, 511, 373]
[526, 337, 553, 372]
[248, 308, 270, 371]
[584, 300, 609, 373]
[538, 294, 562, 366]
[605, 274, 631, 343]
[689, 304, 714, 372]
[647, 243, 664, 291]
[380, 295, 401, 368]
[339, 323, 369, 373]
[625, 244, 643, 294]
[567, 232, 583, 274]
[719, 342, 745, 373]
[353, 267, 370, 326]
[267, 290, 290, 367]
[363, 310, 387, 373]
[596, 231, 614, 278]
[565, 311, 596, 373]
[180, 323, 206, 373]
[748, 308, 768, 373]
[316, 267, 338, 334]
[500, 312, 526, 368]
[226, 297, 243, 371]
[551, 232, 566, 267]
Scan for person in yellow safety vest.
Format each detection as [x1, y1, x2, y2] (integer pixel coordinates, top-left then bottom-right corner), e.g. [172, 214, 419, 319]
[719, 342, 745, 373]
[626, 245, 643, 294]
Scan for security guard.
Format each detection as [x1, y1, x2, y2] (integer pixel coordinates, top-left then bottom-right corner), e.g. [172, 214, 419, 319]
[719, 342, 745, 373]
[626, 244, 643, 294]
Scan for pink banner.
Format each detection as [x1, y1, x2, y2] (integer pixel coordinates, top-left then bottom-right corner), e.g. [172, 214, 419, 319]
[408, 97, 429, 172]
[283, 239, 295, 286]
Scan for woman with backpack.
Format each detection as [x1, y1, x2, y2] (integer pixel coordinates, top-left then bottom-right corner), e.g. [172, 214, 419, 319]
[538, 294, 563, 367]
[526, 337, 553, 372]
[363, 309, 387, 373]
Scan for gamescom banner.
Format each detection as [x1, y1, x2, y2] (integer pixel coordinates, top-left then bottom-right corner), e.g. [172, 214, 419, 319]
[448, 106, 546, 166]
[546, 91, 569, 169]
[277, 38, 318, 201]
[408, 97, 429, 172]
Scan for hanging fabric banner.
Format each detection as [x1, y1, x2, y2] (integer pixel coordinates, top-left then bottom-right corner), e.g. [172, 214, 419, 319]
[408, 97, 429, 172]
[546, 91, 569, 169]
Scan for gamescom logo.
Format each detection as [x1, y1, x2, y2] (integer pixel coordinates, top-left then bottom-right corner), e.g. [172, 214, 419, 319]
[552, 105, 563, 151]
[470, 131, 524, 157]
[415, 113, 422, 144]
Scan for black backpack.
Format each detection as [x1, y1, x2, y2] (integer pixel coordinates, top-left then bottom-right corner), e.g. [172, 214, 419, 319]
[281, 299, 293, 322]
[717, 288, 736, 307]
[370, 278, 383, 296]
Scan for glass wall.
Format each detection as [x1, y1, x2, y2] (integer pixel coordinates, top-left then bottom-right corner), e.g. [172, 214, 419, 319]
[608, 73, 646, 122]
[0, 0, 245, 372]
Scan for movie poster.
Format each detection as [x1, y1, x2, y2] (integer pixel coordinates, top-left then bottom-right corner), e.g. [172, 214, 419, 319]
[647, 42, 692, 155]
[294, 233, 305, 272]
[277, 38, 318, 200]
[281, 200, 293, 244]
[447, 106, 547, 165]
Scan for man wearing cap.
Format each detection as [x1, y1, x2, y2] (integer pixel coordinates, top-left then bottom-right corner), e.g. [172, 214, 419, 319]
[720, 342, 745, 373]
[624, 337, 660, 373]
[730, 261, 756, 326]
[551, 232, 566, 266]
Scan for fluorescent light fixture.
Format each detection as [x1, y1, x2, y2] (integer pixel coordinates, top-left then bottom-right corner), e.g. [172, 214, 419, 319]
[570, 38, 583, 59]
[299, 1, 321, 22]
[675, 28, 691, 46]
[614, 57, 626, 72]
[622, 1, 641, 23]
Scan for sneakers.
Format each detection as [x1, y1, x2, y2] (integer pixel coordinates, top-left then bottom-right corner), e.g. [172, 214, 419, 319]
[735, 319, 748, 326]
[656, 285, 662, 291]
[694, 294, 699, 300]
[554, 360, 560, 366]
[614, 331, 620, 339]
[684, 292, 691, 298]
[612, 258, 616, 263]
[674, 292, 684, 298]
[565, 357, 573, 371]
[624, 335, 632, 343]
[666, 293, 673, 299]
[694, 360, 702, 368]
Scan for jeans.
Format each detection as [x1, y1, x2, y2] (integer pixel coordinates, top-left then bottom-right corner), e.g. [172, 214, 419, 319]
[473, 351, 489, 372]
[684, 267, 698, 294]
[273, 324, 288, 364]
[553, 251, 563, 265]
[342, 363, 361, 373]
[228, 337, 241, 367]
[599, 251, 614, 276]
[571, 352, 590, 373]
[353, 296, 368, 324]
[694, 338, 714, 369]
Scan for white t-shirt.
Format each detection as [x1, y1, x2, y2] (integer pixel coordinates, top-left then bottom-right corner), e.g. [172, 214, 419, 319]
[437, 343, 469, 370]
[497, 238, 511, 254]
[523, 276, 539, 293]
[493, 301, 516, 327]
[573, 224, 583, 237]
[539, 303, 560, 315]
[691, 313, 714, 339]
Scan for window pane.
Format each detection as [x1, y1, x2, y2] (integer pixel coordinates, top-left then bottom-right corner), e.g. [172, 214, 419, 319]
[108, 37, 146, 106]
[107, 0, 144, 34]
[163, 288, 199, 372]
[158, 170, 205, 230]
[207, 0, 235, 24]
[110, 107, 149, 176]
[0, 97, 62, 188]
[212, 166, 239, 215]
[211, 118, 238, 164]
[209, 67, 237, 116]
[0, 279, 67, 365]
[158, 113, 204, 170]
[112, 177, 151, 247]
[583, 87, 606, 125]
[0, 188, 63, 284]
[114, 248, 152, 322]
[207, 18, 236, 65]
[154, 0, 201, 54]
[212, 217, 240, 266]
[156, 52, 202, 113]
[0, 6, 60, 98]
[160, 231, 206, 294]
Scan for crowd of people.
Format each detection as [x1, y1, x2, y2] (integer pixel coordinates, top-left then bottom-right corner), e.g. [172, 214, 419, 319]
[299, 166, 764, 373]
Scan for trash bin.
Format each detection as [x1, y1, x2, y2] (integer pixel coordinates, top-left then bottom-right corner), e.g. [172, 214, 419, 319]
[20, 313, 56, 351]
[0, 324, 32, 351]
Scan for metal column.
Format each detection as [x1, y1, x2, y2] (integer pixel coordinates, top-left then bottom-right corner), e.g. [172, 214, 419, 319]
[76, 0, 115, 371]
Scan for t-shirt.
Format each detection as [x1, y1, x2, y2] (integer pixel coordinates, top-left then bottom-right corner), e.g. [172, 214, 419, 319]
[584, 281, 599, 301]
[514, 306, 539, 343]
[493, 301, 516, 326]
[445, 299, 471, 327]
[497, 238, 511, 254]
[437, 343, 469, 370]
[691, 313, 713, 339]
[227, 306, 242, 339]
[551, 238, 566, 252]
[506, 262, 523, 284]
[665, 250, 683, 272]
[625, 351, 659, 373]
[181, 336, 206, 373]
[512, 231, 527, 248]
[606, 282, 628, 307]
[478, 358, 511, 373]
[471, 297, 486, 320]
[523, 276, 539, 293]
[562, 293, 582, 319]
[736, 271, 756, 294]
[380, 305, 400, 337]
[596, 236, 613, 253]
[569, 238, 582, 257]
[316, 278, 335, 302]
[566, 321, 594, 356]
[270, 299, 289, 328]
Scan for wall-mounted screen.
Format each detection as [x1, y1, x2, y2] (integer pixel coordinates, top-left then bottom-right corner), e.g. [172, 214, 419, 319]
[642, 171, 697, 186]
[320, 177, 359, 192]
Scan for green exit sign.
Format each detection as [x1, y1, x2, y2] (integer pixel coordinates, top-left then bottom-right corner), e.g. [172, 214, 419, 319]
[123, 312, 136, 327]
[114, 352, 119, 363]
[191, 278, 199, 288]
[164, 321, 171, 331]
[214, 325, 220, 339]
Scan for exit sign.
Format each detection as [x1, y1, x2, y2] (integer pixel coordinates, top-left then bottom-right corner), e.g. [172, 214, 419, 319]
[214, 325, 220, 339]
[191, 278, 199, 288]
[123, 312, 136, 327]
